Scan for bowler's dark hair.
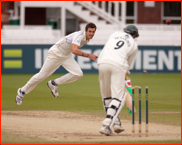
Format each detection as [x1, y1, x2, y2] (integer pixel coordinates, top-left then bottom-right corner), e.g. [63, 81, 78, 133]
[85, 22, 97, 31]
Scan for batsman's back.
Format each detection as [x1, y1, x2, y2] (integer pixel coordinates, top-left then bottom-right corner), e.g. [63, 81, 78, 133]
[98, 31, 138, 71]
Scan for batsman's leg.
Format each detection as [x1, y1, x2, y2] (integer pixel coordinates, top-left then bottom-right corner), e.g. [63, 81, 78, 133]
[102, 92, 127, 128]
[99, 64, 114, 135]
[99, 64, 126, 135]
[103, 97, 124, 133]
[108, 67, 126, 130]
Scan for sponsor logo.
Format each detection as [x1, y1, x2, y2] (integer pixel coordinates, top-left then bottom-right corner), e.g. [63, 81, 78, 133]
[35, 48, 181, 71]
[3, 49, 22, 69]
[1, 45, 180, 73]
[125, 78, 132, 88]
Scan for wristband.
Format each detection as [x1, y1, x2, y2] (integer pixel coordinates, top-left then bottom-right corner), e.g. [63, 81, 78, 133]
[82, 52, 84, 56]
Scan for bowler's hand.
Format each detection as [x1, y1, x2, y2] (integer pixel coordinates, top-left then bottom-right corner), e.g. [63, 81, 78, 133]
[89, 54, 98, 61]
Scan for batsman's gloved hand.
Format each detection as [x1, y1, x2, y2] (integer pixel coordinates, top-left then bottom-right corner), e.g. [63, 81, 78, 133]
[126, 71, 130, 75]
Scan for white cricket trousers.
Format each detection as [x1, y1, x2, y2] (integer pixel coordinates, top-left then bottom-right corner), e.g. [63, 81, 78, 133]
[98, 63, 126, 126]
[98, 63, 125, 100]
[21, 45, 83, 94]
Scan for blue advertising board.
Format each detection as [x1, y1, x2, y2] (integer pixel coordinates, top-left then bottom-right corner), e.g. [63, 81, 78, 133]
[1, 45, 181, 73]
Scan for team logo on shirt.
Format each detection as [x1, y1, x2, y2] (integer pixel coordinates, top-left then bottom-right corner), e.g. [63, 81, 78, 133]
[124, 35, 129, 39]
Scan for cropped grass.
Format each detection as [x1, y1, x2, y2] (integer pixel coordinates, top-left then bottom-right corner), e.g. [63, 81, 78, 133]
[1, 73, 181, 144]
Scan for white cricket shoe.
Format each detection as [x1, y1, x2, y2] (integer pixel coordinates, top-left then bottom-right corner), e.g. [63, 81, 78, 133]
[113, 124, 125, 133]
[100, 125, 114, 136]
[16, 88, 25, 105]
[47, 80, 59, 98]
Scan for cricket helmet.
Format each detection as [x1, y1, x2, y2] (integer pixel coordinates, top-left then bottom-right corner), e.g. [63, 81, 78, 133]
[123, 25, 139, 38]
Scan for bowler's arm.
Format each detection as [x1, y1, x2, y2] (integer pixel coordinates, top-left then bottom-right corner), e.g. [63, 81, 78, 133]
[72, 44, 98, 60]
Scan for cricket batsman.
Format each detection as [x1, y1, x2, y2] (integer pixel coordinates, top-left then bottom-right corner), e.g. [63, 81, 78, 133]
[98, 25, 139, 136]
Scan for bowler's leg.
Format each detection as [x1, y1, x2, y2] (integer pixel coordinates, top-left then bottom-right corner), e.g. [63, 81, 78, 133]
[21, 57, 61, 94]
[16, 50, 62, 105]
[54, 56, 83, 85]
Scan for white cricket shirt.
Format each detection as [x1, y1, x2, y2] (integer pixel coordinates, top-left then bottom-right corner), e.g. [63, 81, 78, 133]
[55, 31, 89, 55]
[98, 31, 138, 73]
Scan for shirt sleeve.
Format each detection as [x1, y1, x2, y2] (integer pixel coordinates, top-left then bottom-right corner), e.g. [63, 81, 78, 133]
[72, 33, 84, 46]
[127, 42, 138, 72]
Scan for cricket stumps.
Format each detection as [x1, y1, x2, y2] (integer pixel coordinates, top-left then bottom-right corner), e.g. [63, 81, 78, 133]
[131, 86, 148, 137]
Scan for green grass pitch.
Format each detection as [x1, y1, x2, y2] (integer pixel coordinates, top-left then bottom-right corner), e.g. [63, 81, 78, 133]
[1, 73, 181, 144]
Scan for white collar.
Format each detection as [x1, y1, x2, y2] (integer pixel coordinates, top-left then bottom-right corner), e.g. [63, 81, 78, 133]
[83, 31, 89, 42]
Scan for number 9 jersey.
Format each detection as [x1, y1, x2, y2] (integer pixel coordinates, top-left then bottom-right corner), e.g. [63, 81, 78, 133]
[97, 31, 138, 73]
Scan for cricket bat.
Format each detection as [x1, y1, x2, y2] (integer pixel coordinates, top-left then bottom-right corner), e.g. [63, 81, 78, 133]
[125, 75, 136, 113]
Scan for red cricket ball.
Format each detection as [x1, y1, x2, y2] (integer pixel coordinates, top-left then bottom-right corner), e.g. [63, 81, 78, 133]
[166, 19, 171, 25]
